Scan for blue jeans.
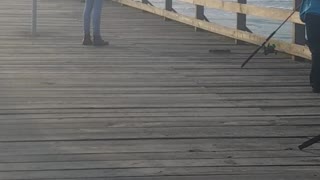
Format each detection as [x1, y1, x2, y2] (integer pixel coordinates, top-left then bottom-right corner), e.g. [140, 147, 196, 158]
[83, 0, 103, 37]
[305, 13, 320, 89]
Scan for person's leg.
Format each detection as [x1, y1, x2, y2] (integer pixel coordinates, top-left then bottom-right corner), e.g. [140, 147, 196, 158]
[84, 0, 94, 35]
[83, 0, 94, 45]
[310, 52, 320, 92]
[92, 0, 108, 46]
[305, 14, 320, 92]
[92, 0, 103, 37]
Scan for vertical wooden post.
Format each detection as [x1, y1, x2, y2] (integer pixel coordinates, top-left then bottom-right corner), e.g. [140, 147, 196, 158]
[165, 0, 172, 11]
[32, 0, 37, 36]
[164, 0, 173, 21]
[293, 0, 305, 61]
[195, 5, 205, 31]
[196, 5, 205, 20]
[236, 0, 247, 44]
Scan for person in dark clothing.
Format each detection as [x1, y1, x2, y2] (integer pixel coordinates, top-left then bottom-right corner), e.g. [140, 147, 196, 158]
[300, 0, 320, 93]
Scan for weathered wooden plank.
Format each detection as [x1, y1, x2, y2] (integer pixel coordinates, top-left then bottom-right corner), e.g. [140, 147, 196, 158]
[0, 166, 319, 180]
[0, 138, 317, 155]
[2, 117, 319, 127]
[1, 157, 320, 171]
[0, 126, 318, 142]
[0, 0, 318, 179]
[0, 100, 319, 109]
[31, 175, 320, 180]
[1, 150, 317, 163]
[0, 107, 319, 117]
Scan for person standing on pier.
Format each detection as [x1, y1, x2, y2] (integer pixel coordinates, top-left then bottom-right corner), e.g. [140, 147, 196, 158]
[82, 0, 109, 46]
[300, 0, 320, 93]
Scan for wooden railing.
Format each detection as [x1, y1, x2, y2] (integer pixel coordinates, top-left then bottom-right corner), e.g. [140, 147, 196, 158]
[115, 0, 311, 60]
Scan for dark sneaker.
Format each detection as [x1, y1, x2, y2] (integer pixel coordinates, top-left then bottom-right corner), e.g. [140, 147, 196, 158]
[82, 35, 93, 45]
[93, 36, 109, 46]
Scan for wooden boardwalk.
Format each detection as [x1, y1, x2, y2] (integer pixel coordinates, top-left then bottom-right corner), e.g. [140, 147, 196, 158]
[0, 0, 319, 179]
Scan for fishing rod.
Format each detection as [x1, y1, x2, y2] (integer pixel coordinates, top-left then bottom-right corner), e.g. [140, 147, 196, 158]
[241, 4, 302, 68]
[299, 135, 320, 150]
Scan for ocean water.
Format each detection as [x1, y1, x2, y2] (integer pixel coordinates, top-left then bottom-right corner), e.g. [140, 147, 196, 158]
[148, 0, 294, 41]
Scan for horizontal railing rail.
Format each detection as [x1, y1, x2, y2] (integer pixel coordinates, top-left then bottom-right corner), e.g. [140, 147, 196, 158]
[115, 0, 311, 60]
[179, 0, 303, 24]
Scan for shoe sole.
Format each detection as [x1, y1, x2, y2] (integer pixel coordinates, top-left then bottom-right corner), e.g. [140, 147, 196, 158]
[93, 43, 109, 46]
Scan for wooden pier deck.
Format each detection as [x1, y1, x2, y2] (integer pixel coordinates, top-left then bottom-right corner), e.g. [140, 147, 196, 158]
[0, 0, 319, 179]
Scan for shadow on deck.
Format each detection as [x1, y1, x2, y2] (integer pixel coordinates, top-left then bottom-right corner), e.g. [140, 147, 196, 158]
[0, 0, 319, 179]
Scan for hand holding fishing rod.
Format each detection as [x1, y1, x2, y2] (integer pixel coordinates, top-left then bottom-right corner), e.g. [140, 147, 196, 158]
[241, 5, 301, 68]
